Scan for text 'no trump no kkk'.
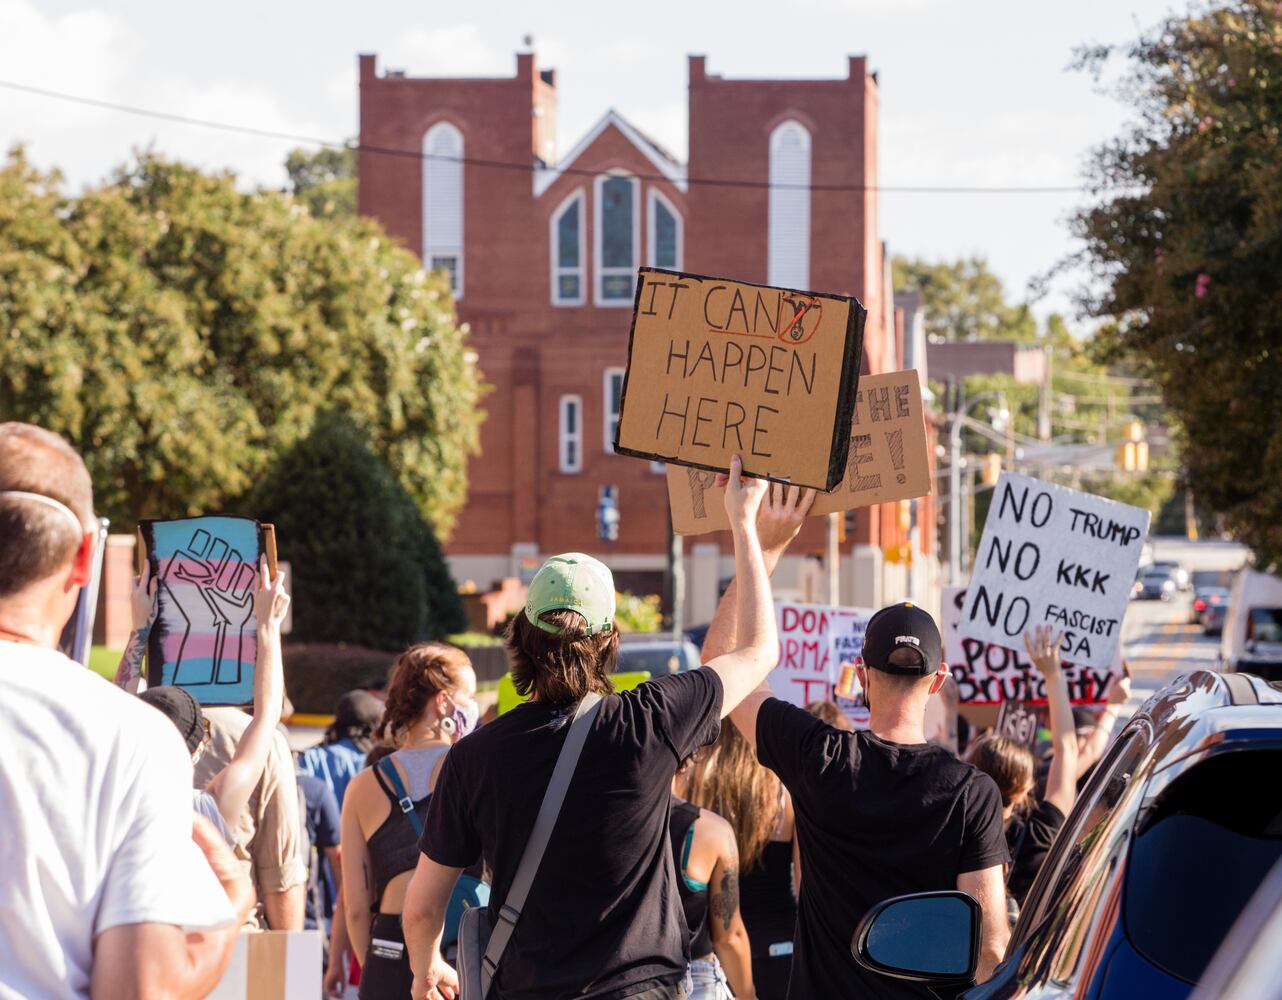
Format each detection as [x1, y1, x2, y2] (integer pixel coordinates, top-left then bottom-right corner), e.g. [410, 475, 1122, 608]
[960, 473, 1150, 672]
[666, 369, 932, 534]
[613, 267, 866, 491]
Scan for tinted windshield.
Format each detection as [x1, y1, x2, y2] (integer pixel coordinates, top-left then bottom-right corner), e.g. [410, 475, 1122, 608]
[1125, 750, 1282, 983]
[1248, 608, 1282, 644]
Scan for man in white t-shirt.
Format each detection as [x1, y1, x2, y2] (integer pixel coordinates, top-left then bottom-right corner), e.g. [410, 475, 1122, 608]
[0, 423, 253, 1000]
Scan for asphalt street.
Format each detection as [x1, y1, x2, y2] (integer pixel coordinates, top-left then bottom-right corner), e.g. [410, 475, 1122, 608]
[1120, 536, 1250, 713]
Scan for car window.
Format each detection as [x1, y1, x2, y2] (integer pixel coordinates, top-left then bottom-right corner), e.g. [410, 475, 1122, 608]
[1015, 729, 1148, 942]
[1247, 608, 1282, 644]
[1125, 749, 1282, 984]
[617, 647, 682, 676]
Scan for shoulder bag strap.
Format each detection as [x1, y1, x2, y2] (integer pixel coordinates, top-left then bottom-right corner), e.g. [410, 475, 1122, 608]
[481, 692, 604, 994]
[377, 755, 424, 838]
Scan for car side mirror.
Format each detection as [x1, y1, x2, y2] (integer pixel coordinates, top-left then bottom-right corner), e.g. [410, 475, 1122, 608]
[852, 891, 981, 985]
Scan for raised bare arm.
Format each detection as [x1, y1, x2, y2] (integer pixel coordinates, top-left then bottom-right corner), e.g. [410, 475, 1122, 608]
[1025, 626, 1078, 817]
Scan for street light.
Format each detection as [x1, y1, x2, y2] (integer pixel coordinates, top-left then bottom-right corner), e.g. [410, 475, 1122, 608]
[947, 388, 1008, 584]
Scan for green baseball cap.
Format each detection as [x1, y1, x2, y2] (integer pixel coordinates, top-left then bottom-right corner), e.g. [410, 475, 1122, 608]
[525, 553, 616, 636]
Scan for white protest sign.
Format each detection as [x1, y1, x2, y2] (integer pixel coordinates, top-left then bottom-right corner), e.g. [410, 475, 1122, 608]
[773, 601, 875, 707]
[959, 473, 1149, 672]
[943, 587, 1123, 702]
[943, 585, 1124, 705]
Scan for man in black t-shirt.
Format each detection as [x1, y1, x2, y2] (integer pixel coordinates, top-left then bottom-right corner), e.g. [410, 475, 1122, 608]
[708, 599, 1010, 999]
[401, 461, 816, 1000]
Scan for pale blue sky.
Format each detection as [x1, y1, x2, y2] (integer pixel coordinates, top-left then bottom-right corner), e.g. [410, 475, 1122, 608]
[1, 0, 1179, 324]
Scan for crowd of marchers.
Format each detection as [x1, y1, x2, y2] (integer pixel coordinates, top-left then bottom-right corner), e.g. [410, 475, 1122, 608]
[0, 423, 1129, 1000]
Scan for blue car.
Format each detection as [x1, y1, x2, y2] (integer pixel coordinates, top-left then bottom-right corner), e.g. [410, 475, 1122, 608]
[852, 670, 1282, 998]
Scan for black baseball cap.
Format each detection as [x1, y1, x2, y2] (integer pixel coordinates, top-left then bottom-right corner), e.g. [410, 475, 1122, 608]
[861, 602, 943, 676]
[140, 685, 206, 754]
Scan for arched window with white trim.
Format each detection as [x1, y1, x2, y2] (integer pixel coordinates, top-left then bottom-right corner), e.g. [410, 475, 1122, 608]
[423, 122, 464, 298]
[594, 173, 639, 306]
[550, 190, 585, 306]
[647, 189, 682, 270]
[768, 120, 810, 289]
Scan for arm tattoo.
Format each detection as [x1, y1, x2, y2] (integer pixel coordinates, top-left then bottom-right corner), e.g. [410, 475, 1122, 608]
[711, 863, 740, 932]
[114, 627, 150, 687]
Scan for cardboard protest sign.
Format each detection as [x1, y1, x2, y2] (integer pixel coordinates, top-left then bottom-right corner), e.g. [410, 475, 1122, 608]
[944, 585, 1126, 705]
[959, 473, 1148, 671]
[138, 516, 278, 707]
[773, 601, 875, 707]
[207, 930, 321, 1000]
[615, 267, 866, 491]
[996, 700, 1047, 749]
[667, 369, 932, 534]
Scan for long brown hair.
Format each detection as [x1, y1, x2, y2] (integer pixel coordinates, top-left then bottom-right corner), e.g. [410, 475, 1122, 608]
[685, 722, 783, 872]
[506, 610, 616, 706]
[375, 643, 473, 746]
[964, 733, 1035, 809]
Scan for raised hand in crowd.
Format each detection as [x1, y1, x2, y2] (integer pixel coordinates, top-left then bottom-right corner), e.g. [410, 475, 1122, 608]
[700, 455, 787, 718]
[113, 560, 157, 692]
[1024, 625, 1077, 818]
[700, 480, 817, 668]
[1076, 660, 1131, 779]
[203, 559, 290, 829]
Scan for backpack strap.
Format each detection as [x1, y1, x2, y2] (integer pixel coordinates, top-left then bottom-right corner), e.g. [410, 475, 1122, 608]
[376, 755, 424, 839]
[481, 693, 604, 995]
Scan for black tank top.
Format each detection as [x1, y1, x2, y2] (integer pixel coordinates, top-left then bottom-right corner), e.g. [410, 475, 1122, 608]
[668, 796, 713, 960]
[740, 840, 797, 953]
[368, 762, 431, 911]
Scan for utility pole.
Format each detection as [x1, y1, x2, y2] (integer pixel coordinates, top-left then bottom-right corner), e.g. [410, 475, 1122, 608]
[1038, 345, 1053, 442]
[948, 381, 963, 585]
[666, 514, 685, 636]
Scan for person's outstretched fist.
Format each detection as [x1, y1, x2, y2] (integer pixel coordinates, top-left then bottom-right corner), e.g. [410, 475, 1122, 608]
[720, 455, 768, 530]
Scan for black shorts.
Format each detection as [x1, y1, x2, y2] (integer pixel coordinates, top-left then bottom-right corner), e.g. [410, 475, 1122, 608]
[359, 913, 411, 1000]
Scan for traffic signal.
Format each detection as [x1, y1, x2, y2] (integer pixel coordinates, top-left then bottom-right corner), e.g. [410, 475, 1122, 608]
[597, 485, 620, 542]
[1116, 440, 1149, 472]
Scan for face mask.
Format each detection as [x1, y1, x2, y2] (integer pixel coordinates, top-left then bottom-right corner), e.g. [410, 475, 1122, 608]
[449, 696, 479, 739]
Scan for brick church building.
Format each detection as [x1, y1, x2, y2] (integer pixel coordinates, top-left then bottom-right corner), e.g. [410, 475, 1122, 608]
[357, 51, 938, 625]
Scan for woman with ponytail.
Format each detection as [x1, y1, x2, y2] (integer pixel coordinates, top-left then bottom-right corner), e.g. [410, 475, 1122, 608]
[685, 722, 798, 1000]
[339, 643, 478, 1000]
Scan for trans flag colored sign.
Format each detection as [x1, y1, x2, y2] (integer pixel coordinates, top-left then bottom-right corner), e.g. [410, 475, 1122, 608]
[139, 515, 269, 707]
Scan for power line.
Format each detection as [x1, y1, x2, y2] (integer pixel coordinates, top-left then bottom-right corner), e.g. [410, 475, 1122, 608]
[0, 78, 1098, 195]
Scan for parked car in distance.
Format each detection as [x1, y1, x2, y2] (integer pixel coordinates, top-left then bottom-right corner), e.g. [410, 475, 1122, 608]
[1191, 585, 1230, 626]
[1134, 570, 1178, 601]
[616, 634, 701, 677]
[1150, 559, 1192, 590]
[1221, 569, 1282, 684]
[850, 670, 1282, 999]
[1202, 601, 1228, 637]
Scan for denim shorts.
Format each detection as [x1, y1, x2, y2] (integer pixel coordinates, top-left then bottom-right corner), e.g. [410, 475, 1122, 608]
[687, 956, 732, 1000]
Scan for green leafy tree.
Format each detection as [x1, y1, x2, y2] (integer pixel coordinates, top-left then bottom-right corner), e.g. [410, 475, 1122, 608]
[243, 416, 466, 649]
[1072, 0, 1282, 567]
[893, 255, 1038, 342]
[284, 145, 356, 218]
[0, 148, 482, 537]
[614, 592, 663, 634]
